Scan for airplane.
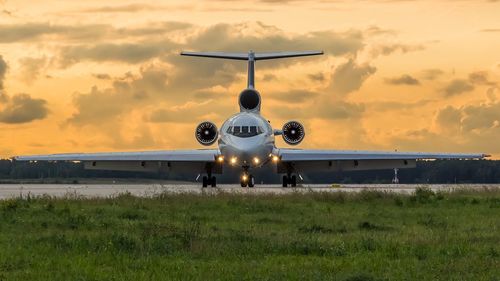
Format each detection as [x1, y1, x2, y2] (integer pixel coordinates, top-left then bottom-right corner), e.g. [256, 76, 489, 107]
[15, 50, 489, 187]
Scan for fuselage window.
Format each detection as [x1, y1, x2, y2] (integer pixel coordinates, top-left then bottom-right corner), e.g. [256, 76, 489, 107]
[226, 126, 233, 133]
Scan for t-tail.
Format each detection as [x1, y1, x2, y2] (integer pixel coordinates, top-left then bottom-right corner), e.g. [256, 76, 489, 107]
[180, 50, 323, 113]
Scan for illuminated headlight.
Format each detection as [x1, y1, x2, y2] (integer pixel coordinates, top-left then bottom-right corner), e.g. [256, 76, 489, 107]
[217, 156, 224, 162]
[230, 157, 237, 164]
[272, 155, 279, 162]
[253, 157, 260, 164]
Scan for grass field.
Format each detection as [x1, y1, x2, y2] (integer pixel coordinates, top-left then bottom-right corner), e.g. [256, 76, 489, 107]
[0, 187, 499, 281]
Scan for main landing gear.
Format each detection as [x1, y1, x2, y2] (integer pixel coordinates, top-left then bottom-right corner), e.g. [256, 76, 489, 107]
[282, 174, 297, 187]
[202, 176, 217, 188]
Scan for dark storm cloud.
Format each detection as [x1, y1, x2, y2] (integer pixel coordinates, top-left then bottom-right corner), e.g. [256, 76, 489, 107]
[442, 79, 474, 96]
[385, 74, 420, 86]
[0, 93, 48, 124]
[330, 59, 377, 95]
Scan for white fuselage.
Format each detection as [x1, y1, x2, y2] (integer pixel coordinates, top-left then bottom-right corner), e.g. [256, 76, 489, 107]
[218, 112, 275, 168]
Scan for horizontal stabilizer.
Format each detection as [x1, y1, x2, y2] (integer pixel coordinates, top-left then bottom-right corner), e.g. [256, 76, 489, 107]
[180, 51, 323, 61]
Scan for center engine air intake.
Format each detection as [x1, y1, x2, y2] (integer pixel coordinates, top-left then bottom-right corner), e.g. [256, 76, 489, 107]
[195, 121, 218, 146]
[239, 88, 261, 111]
[282, 121, 305, 145]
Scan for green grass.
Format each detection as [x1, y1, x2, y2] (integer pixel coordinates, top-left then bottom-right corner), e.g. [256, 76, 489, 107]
[0, 187, 499, 281]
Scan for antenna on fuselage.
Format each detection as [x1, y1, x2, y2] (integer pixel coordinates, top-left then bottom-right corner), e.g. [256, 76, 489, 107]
[180, 50, 324, 89]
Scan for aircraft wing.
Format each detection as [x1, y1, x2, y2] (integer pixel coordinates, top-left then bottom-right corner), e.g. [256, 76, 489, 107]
[276, 148, 489, 172]
[14, 149, 221, 174]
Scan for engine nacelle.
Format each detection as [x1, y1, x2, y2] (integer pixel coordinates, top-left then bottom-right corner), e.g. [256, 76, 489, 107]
[195, 121, 218, 146]
[282, 121, 305, 145]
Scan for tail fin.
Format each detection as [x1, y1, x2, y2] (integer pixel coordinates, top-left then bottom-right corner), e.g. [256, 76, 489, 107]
[180, 50, 323, 88]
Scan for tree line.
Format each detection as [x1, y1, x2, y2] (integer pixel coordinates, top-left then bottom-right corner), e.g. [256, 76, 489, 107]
[0, 159, 499, 184]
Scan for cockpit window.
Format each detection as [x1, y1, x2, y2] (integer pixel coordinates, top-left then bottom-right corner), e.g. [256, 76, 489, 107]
[227, 125, 264, 138]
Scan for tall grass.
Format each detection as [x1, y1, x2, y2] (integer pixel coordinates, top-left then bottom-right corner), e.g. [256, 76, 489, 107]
[0, 187, 498, 280]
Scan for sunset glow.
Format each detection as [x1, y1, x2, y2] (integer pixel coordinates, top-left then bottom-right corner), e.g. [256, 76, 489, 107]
[1, 0, 499, 158]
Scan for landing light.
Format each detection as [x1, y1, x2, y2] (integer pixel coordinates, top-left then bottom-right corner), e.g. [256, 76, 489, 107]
[253, 157, 260, 164]
[217, 156, 224, 162]
[230, 157, 237, 164]
[272, 155, 279, 162]
[242, 174, 248, 181]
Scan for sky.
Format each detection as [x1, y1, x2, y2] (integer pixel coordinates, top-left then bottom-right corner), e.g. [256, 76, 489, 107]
[0, 0, 499, 158]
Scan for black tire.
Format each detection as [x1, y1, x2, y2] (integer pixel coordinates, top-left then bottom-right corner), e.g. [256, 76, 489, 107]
[202, 176, 208, 188]
[240, 181, 247, 187]
[248, 175, 255, 188]
[211, 176, 217, 188]
[282, 175, 288, 187]
[291, 175, 297, 187]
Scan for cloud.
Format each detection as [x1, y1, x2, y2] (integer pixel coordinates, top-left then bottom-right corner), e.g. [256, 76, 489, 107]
[267, 89, 319, 103]
[468, 71, 497, 86]
[59, 22, 363, 67]
[0, 22, 193, 44]
[308, 72, 325, 82]
[18, 57, 47, 84]
[81, 4, 168, 13]
[330, 59, 377, 95]
[0, 57, 47, 123]
[67, 65, 172, 124]
[480, 28, 500, 32]
[434, 100, 500, 135]
[421, 68, 444, 80]
[59, 40, 179, 66]
[147, 100, 225, 123]
[0, 23, 114, 43]
[92, 73, 111, 80]
[0, 93, 48, 124]
[369, 43, 424, 58]
[442, 79, 474, 96]
[0, 55, 6, 101]
[385, 74, 420, 86]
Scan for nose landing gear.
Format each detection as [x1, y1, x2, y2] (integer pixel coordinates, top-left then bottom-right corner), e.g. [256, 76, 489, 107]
[240, 173, 255, 187]
[240, 166, 255, 188]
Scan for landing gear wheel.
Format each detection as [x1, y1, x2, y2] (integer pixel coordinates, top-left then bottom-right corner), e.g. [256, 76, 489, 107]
[248, 175, 255, 188]
[211, 176, 217, 188]
[290, 175, 297, 187]
[202, 176, 208, 188]
[282, 175, 288, 187]
[240, 180, 247, 187]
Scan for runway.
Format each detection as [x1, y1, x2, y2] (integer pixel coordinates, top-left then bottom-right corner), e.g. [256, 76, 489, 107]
[0, 183, 498, 199]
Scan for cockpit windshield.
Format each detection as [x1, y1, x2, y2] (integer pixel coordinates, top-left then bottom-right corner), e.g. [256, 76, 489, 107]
[226, 126, 264, 138]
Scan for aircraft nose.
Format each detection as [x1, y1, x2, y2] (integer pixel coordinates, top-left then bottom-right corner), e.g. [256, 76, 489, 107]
[224, 136, 269, 165]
